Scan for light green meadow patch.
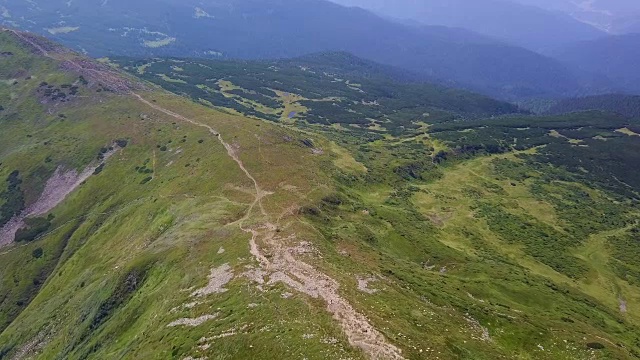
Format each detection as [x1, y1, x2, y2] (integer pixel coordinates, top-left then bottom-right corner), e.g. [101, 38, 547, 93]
[217, 79, 243, 92]
[136, 62, 155, 75]
[329, 142, 367, 174]
[205, 50, 224, 57]
[549, 129, 584, 144]
[616, 127, 640, 136]
[96, 58, 114, 65]
[143, 37, 176, 48]
[157, 73, 187, 84]
[46, 27, 80, 35]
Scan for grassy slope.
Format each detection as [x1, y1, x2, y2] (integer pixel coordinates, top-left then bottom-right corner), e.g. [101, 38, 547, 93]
[0, 32, 360, 359]
[1, 30, 640, 360]
[303, 141, 640, 359]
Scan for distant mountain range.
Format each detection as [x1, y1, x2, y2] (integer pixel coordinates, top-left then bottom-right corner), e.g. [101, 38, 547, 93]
[331, 0, 607, 51]
[509, 0, 640, 34]
[550, 33, 640, 94]
[0, 0, 628, 100]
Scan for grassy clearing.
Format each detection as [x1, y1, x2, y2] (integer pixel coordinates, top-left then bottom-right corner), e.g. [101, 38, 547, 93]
[143, 37, 176, 48]
[157, 73, 187, 84]
[329, 142, 367, 174]
[46, 27, 80, 35]
[616, 127, 640, 136]
[272, 89, 309, 123]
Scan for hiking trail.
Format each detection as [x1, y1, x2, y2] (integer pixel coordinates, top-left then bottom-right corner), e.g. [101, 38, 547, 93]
[133, 93, 405, 360]
[1, 28, 404, 358]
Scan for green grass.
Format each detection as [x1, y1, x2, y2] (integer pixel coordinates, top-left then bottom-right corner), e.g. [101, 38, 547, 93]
[2, 30, 640, 360]
[0, 33, 367, 358]
[298, 136, 640, 359]
[0, 86, 357, 358]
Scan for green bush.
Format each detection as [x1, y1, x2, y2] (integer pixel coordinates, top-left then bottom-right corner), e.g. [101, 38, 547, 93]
[0, 171, 25, 228]
[586, 342, 605, 350]
[32, 248, 44, 259]
[115, 139, 128, 148]
[14, 217, 51, 242]
[93, 163, 105, 175]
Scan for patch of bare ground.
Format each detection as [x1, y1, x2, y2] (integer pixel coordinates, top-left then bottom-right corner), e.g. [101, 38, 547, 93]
[0, 217, 25, 249]
[199, 324, 250, 345]
[167, 314, 219, 328]
[60, 58, 141, 93]
[10, 328, 50, 360]
[464, 315, 491, 342]
[191, 263, 234, 297]
[134, 95, 405, 359]
[2, 28, 142, 93]
[2, 28, 66, 57]
[357, 276, 380, 295]
[245, 228, 405, 359]
[426, 213, 452, 227]
[198, 324, 249, 350]
[0, 147, 119, 247]
[170, 301, 201, 313]
[620, 298, 627, 313]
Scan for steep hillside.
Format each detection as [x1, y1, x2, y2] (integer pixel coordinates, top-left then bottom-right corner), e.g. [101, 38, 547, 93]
[0, 28, 396, 360]
[2, 29, 640, 360]
[0, 0, 609, 100]
[122, 54, 640, 359]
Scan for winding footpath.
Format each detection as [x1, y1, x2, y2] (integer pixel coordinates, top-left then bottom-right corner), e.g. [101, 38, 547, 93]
[2, 28, 404, 359]
[133, 93, 405, 360]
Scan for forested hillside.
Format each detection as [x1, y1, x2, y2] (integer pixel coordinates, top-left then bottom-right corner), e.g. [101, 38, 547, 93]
[547, 94, 640, 118]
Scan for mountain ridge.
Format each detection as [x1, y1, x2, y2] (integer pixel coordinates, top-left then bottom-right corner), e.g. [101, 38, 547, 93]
[549, 33, 640, 94]
[330, 0, 606, 51]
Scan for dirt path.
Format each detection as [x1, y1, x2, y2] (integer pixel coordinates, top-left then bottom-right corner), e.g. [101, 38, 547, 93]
[0, 29, 403, 357]
[133, 94, 405, 359]
[3, 28, 50, 57]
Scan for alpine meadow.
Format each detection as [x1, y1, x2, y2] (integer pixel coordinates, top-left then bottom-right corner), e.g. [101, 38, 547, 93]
[1, 1, 640, 360]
